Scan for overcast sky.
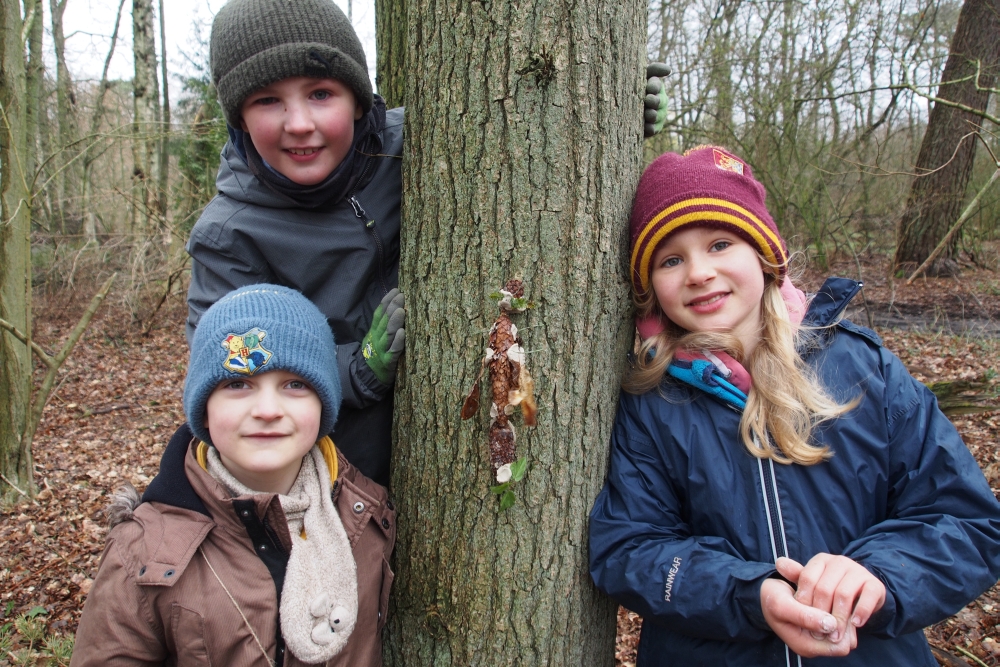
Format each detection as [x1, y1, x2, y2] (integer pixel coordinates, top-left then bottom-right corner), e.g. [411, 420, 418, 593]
[55, 0, 378, 102]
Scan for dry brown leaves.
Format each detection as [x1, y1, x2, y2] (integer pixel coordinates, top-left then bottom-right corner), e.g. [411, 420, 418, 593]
[0, 298, 186, 649]
[2, 259, 999, 666]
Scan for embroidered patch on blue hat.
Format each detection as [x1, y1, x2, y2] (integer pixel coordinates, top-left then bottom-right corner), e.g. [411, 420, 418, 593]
[221, 327, 272, 374]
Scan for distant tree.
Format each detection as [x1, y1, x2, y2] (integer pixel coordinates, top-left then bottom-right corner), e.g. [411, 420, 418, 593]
[81, 0, 128, 245]
[24, 0, 44, 203]
[174, 74, 227, 233]
[375, 0, 406, 107]
[49, 0, 80, 233]
[894, 0, 1000, 275]
[131, 0, 162, 233]
[157, 0, 171, 221]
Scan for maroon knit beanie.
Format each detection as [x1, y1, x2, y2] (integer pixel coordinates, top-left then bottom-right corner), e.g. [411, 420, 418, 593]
[629, 145, 788, 298]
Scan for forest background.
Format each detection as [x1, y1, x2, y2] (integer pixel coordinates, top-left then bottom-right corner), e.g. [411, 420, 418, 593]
[1, 0, 1000, 664]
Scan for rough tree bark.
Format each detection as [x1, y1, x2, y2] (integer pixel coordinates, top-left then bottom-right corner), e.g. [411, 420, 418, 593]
[1, 0, 34, 498]
[374, 0, 406, 107]
[385, 0, 644, 663]
[131, 0, 161, 233]
[893, 0, 1000, 275]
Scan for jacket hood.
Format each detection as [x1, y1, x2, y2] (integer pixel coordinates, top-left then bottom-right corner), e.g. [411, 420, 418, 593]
[106, 483, 142, 529]
[142, 423, 212, 516]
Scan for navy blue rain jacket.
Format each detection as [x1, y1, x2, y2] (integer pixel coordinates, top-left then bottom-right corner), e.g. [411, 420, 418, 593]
[589, 277, 1000, 666]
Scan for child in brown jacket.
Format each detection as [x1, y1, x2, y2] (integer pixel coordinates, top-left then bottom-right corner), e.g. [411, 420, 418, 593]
[72, 284, 395, 666]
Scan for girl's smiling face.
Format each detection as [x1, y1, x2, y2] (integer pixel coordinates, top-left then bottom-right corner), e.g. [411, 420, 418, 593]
[650, 226, 765, 354]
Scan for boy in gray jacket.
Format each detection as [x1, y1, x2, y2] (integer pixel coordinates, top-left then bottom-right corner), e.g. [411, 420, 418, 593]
[188, 0, 670, 487]
[187, 0, 405, 486]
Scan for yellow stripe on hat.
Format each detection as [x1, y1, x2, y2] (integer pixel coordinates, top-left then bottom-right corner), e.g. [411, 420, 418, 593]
[631, 197, 784, 292]
[632, 198, 784, 275]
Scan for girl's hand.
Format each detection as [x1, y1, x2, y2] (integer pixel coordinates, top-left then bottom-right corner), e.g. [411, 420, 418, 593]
[760, 576, 857, 657]
[777, 554, 886, 640]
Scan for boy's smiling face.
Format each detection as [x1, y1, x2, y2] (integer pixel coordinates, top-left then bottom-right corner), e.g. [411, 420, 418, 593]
[205, 369, 322, 494]
[240, 76, 363, 186]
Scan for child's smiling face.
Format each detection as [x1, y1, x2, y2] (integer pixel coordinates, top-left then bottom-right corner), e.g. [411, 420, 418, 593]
[205, 369, 322, 494]
[651, 226, 765, 354]
[240, 76, 363, 186]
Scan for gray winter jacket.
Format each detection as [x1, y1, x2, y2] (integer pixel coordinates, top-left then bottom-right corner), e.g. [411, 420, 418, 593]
[186, 108, 404, 486]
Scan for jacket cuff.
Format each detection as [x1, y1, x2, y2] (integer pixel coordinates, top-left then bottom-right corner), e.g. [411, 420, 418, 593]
[737, 567, 778, 632]
[857, 564, 897, 636]
[339, 341, 391, 409]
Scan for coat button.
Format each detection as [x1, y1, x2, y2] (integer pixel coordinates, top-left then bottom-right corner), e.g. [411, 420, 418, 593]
[353, 501, 365, 513]
[138, 566, 146, 576]
[240, 509, 251, 518]
[164, 569, 175, 578]
[258, 543, 268, 552]
[386, 500, 394, 510]
[381, 518, 390, 529]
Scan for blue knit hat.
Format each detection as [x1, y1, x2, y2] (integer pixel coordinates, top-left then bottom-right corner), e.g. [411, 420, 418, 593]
[184, 284, 341, 446]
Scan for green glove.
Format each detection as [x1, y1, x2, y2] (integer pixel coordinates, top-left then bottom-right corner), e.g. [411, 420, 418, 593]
[644, 62, 671, 138]
[362, 289, 406, 384]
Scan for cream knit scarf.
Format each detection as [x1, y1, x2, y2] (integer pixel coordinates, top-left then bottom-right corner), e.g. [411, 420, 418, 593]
[207, 445, 359, 663]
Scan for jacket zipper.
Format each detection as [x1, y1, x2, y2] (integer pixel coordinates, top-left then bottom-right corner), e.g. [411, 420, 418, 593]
[758, 456, 788, 561]
[347, 142, 389, 296]
[755, 441, 802, 667]
[349, 194, 389, 296]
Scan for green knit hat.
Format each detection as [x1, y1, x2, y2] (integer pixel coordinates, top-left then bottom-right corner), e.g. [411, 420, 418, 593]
[210, 0, 373, 127]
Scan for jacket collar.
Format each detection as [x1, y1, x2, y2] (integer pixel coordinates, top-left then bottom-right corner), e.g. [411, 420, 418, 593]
[801, 277, 862, 328]
[142, 423, 211, 517]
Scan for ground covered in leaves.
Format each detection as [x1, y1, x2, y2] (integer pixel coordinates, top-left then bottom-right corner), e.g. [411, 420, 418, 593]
[2, 254, 999, 665]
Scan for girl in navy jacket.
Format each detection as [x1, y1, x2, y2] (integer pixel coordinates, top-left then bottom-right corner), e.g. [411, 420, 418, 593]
[589, 146, 1000, 666]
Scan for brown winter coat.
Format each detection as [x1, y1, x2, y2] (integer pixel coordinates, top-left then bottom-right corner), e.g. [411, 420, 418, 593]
[70, 428, 395, 667]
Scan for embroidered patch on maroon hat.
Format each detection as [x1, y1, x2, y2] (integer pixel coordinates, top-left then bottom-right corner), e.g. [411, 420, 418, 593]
[713, 148, 745, 175]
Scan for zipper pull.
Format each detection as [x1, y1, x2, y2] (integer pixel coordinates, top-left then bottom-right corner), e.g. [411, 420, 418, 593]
[350, 196, 376, 228]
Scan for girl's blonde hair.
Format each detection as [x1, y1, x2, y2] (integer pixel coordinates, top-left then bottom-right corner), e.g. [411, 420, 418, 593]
[625, 270, 857, 466]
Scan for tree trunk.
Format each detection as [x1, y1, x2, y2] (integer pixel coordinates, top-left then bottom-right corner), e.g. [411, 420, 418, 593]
[0, 0, 35, 498]
[49, 0, 78, 234]
[131, 0, 161, 234]
[83, 0, 127, 244]
[24, 0, 43, 199]
[374, 0, 406, 108]
[157, 0, 170, 221]
[893, 0, 1000, 275]
[385, 0, 644, 663]
[706, 0, 739, 135]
